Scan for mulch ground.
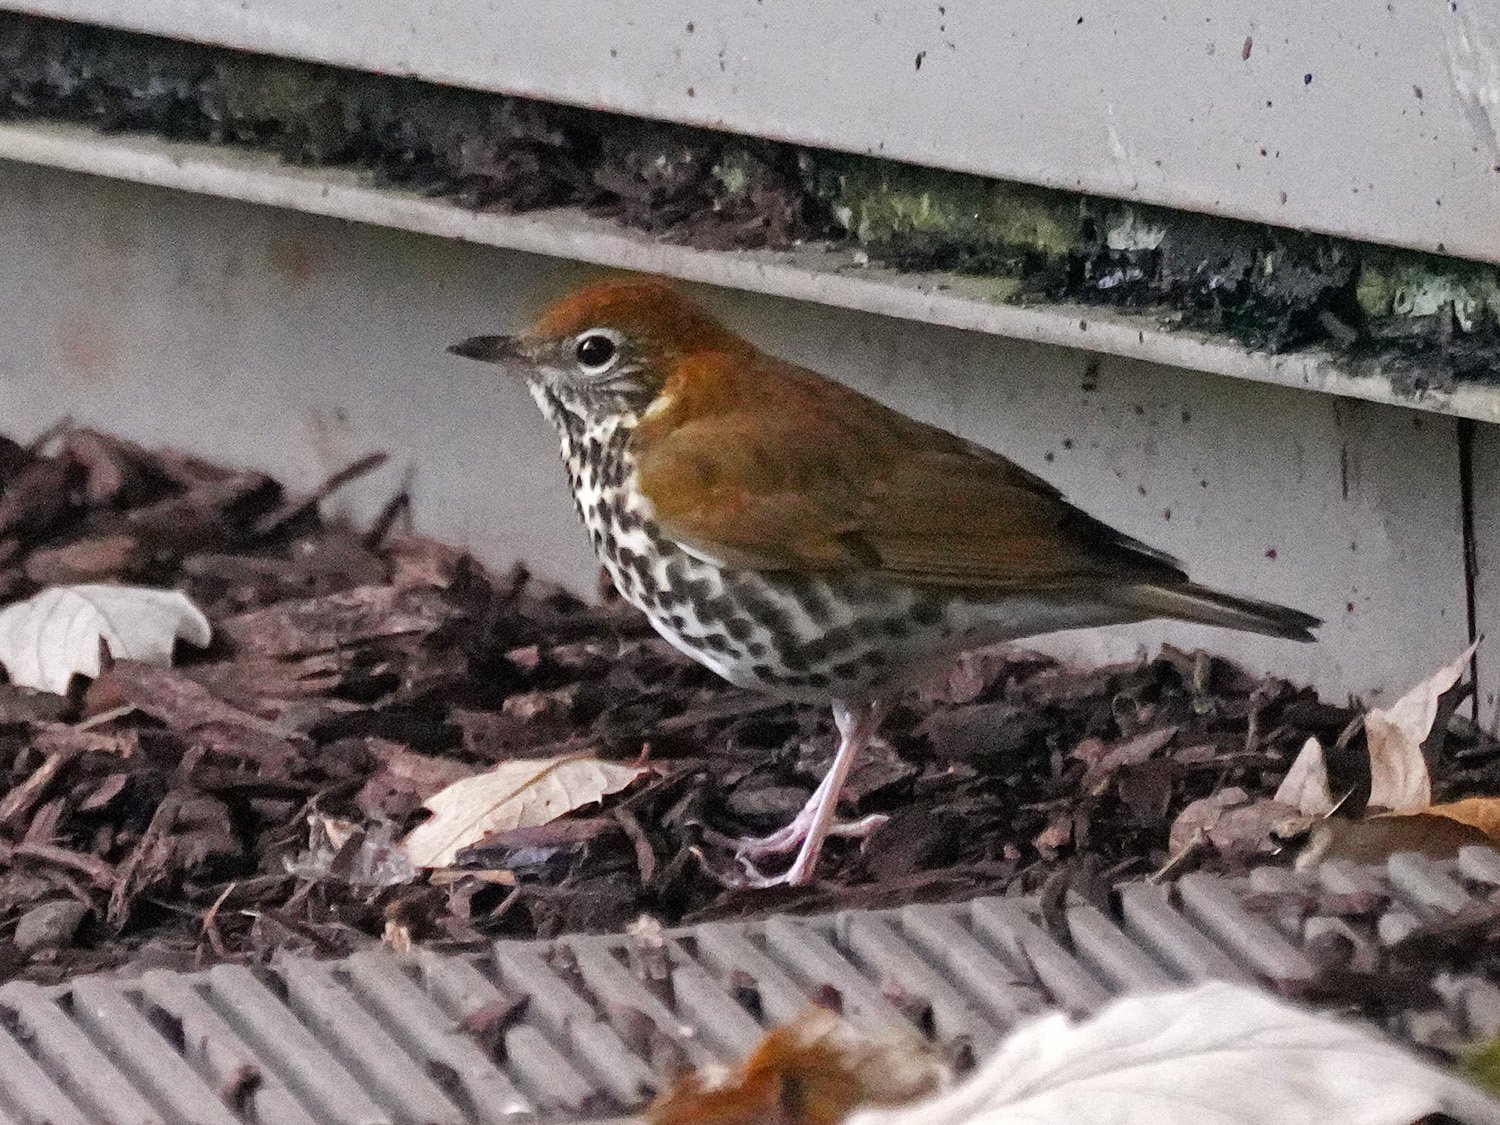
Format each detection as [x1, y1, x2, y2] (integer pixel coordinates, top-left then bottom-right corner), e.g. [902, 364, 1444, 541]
[0, 424, 1495, 985]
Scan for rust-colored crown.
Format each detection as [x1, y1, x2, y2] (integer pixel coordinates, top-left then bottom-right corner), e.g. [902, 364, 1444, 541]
[530, 277, 748, 366]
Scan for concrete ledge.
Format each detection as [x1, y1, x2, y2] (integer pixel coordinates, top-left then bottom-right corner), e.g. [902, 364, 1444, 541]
[12, 0, 1500, 265]
[3, 119, 1500, 426]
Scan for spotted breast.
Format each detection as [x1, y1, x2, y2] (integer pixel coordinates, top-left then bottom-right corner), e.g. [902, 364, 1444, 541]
[557, 413, 1115, 704]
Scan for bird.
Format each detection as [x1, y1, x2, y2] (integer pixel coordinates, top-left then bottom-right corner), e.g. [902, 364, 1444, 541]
[449, 276, 1320, 887]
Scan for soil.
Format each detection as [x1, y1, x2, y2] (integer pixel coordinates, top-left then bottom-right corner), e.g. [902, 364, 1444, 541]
[0, 423, 1492, 989]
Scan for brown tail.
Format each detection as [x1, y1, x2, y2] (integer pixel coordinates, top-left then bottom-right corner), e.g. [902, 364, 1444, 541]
[1114, 582, 1320, 642]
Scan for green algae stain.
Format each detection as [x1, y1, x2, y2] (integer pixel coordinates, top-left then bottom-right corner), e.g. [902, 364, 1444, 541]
[814, 156, 1087, 266]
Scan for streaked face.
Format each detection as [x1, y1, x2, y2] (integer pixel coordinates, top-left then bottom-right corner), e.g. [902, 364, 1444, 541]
[448, 324, 658, 432]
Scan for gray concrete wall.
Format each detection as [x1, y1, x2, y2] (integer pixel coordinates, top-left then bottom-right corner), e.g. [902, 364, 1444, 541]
[0, 160, 1475, 711]
[21, 0, 1500, 264]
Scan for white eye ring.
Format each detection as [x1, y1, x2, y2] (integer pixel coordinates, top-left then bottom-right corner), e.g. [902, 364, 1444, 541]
[573, 328, 623, 375]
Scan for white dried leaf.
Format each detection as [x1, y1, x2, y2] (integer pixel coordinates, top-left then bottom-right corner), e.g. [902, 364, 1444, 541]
[847, 982, 1500, 1125]
[1274, 736, 1335, 817]
[1366, 639, 1479, 812]
[0, 584, 212, 695]
[402, 753, 647, 867]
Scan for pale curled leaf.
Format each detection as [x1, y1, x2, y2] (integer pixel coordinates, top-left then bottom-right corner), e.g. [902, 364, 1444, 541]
[401, 754, 647, 867]
[0, 584, 211, 695]
[845, 982, 1500, 1125]
[1273, 736, 1336, 817]
[1366, 639, 1479, 812]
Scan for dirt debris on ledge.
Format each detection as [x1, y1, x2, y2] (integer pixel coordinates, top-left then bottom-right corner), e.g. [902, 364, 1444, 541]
[0, 422, 1491, 987]
[3, 12, 1500, 391]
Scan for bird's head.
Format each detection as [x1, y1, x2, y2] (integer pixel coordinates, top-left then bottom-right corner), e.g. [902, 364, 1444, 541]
[449, 277, 749, 431]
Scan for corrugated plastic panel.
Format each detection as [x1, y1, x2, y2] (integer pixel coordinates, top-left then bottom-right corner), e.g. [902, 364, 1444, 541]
[0, 850, 1492, 1123]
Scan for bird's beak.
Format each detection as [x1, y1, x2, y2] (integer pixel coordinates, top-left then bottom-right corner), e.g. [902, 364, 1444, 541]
[446, 335, 530, 364]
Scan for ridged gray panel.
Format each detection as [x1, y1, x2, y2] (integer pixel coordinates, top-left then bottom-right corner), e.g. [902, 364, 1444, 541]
[0, 853, 1486, 1123]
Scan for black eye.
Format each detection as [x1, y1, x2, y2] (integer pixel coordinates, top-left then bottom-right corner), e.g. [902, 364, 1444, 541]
[575, 333, 617, 371]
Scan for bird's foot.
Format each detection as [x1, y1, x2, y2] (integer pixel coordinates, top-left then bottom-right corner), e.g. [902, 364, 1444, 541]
[699, 699, 892, 889]
[726, 812, 889, 861]
[698, 810, 889, 888]
[693, 844, 826, 890]
[724, 854, 806, 890]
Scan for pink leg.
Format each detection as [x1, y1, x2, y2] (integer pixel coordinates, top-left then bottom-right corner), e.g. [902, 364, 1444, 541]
[724, 699, 888, 888]
[725, 765, 887, 860]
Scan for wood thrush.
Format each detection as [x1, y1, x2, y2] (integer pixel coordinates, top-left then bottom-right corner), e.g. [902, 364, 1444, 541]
[450, 277, 1319, 887]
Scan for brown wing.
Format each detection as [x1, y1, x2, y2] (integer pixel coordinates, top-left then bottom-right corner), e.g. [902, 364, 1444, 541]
[633, 352, 1186, 594]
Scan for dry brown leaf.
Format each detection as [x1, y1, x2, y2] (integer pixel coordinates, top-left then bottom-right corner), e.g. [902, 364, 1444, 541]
[1273, 736, 1335, 817]
[1421, 795, 1500, 839]
[1295, 795, 1500, 868]
[1294, 811, 1493, 868]
[1365, 639, 1479, 812]
[1275, 643, 1500, 870]
[642, 1006, 948, 1125]
[401, 753, 648, 867]
[1169, 787, 1297, 865]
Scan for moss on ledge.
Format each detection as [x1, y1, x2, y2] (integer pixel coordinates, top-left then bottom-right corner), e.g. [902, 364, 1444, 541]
[2, 11, 1498, 388]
